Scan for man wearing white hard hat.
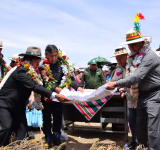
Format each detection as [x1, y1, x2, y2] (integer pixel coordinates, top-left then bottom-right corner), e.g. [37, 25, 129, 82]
[106, 13, 160, 149]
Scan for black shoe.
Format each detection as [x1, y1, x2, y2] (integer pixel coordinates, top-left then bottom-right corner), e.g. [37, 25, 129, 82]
[47, 142, 54, 149]
[128, 141, 137, 149]
[54, 140, 66, 150]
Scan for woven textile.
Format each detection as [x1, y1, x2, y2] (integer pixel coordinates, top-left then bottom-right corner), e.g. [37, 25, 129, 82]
[73, 93, 119, 121]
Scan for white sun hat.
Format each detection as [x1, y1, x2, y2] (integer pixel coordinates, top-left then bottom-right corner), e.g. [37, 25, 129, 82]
[74, 67, 79, 72]
[120, 28, 151, 45]
[120, 13, 152, 46]
[8, 54, 19, 61]
[102, 65, 109, 71]
[0, 40, 6, 49]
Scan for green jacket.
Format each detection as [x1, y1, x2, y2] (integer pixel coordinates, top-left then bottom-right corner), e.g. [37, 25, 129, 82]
[80, 67, 106, 89]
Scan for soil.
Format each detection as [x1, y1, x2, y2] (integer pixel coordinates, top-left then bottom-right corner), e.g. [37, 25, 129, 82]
[34, 122, 132, 150]
[0, 122, 132, 150]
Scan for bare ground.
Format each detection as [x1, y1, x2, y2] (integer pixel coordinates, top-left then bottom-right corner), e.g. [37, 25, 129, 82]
[0, 122, 133, 150]
[32, 122, 132, 150]
[62, 122, 131, 150]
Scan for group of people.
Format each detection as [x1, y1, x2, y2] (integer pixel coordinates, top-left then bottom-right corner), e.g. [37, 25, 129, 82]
[0, 44, 84, 150]
[76, 12, 160, 150]
[106, 13, 160, 150]
[0, 39, 107, 149]
[0, 12, 160, 150]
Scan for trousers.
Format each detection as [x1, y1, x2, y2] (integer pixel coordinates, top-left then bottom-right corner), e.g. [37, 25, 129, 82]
[128, 108, 137, 142]
[136, 90, 160, 150]
[0, 107, 28, 146]
[42, 101, 63, 143]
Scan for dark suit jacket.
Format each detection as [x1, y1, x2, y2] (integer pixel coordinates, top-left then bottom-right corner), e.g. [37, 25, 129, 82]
[50, 61, 80, 92]
[0, 66, 52, 114]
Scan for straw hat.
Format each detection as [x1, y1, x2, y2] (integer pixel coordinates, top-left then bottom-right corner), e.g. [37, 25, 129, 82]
[111, 46, 128, 57]
[75, 67, 79, 72]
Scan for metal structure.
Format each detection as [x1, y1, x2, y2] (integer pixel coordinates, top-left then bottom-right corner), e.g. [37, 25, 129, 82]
[62, 94, 128, 141]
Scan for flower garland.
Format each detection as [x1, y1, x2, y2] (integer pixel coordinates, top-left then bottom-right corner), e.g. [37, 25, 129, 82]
[0, 57, 9, 82]
[125, 44, 150, 97]
[114, 64, 127, 99]
[39, 59, 57, 103]
[114, 64, 137, 101]
[15, 58, 44, 110]
[39, 49, 74, 103]
[115, 44, 150, 100]
[57, 50, 73, 88]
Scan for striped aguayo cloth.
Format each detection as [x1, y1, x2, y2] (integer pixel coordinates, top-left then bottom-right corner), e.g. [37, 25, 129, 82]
[73, 93, 118, 121]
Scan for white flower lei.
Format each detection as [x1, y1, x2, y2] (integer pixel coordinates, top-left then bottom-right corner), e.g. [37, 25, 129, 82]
[114, 63, 139, 101]
[114, 64, 128, 99]
[115, 64, 126, 98]
[60, 64, 69, 85]
[58, 51, 74, 88]
[40, 50, 74, 89]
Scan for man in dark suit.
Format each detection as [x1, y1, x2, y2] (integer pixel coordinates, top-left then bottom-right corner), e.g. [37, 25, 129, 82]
[0, 46, 70, 146]
[42, 45, 83, 149]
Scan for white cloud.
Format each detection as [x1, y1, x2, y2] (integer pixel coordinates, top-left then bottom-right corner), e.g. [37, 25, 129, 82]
[0, 0, 92, 27]
[0, 0, 160, 67]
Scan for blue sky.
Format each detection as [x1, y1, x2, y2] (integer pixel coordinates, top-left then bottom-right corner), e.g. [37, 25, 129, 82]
[0, 0, 160, 66]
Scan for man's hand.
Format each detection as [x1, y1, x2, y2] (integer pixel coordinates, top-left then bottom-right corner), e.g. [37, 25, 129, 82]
[27, 103, 33, 111]
[55, 94, 70, 102]
[7, 66, 12, 71]
[77, 87, 84, 93]
[117, 87, 121, 90]
[106, 81, 115, 90]
[55, 87, 63, 94]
